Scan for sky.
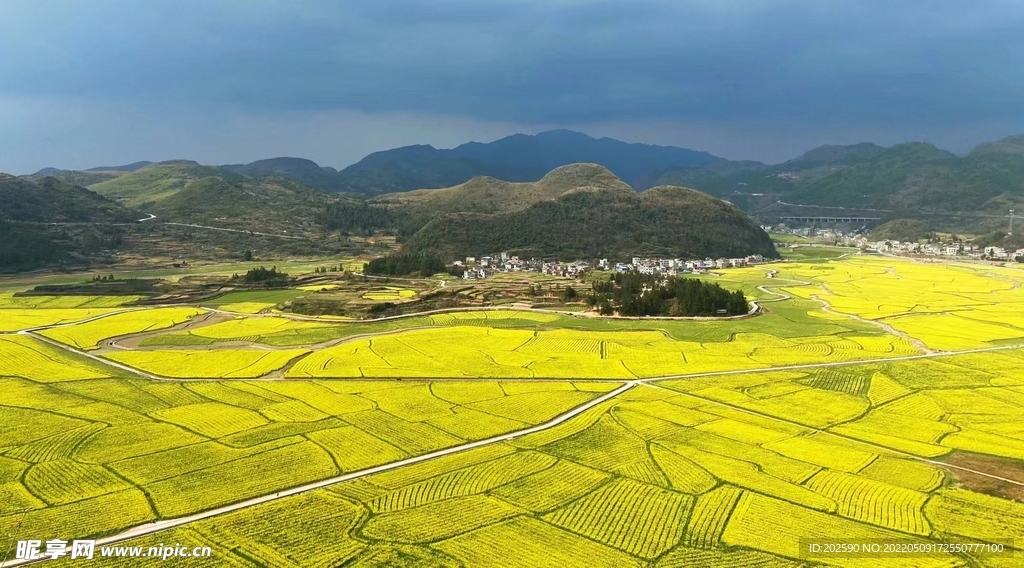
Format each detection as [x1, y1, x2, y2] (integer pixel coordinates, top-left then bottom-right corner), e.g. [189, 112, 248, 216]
[2, 0, 1023, 174]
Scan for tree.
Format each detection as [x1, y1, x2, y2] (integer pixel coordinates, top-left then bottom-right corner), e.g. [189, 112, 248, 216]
[563, 286, 579, 301]
[243, 249, 253, 261]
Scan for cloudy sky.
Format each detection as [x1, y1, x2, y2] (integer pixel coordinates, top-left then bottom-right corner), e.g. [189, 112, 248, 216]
[2, 0, 1023, 174]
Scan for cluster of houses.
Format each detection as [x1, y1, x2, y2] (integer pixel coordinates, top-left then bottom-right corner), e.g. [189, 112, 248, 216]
[765, 225, 857, 241]
[620, 256, 767, 275]
[862, 240, 1024, 260]
[454, 252, 768, 280]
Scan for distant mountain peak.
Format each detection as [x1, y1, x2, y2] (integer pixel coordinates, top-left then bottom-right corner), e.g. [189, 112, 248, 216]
[785, 142, 886, 167]
[968, 134, 1024, 157]
[84, 161, 153, 172]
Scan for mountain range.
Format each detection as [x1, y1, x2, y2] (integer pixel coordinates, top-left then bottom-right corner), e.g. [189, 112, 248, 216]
[34, 130, 718, 195]
[31, 130, 1024, 225]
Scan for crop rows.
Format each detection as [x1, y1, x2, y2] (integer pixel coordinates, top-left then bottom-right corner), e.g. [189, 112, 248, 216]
[803, 369, 870, 395]
[492, 459, 610, 512]
[0, 335, 111, 382]
[278, 323, 918, 380]
[0, 308, 121, 333]
[0, 293, 142, 309]
[544, 477, 692, 559]
[362, 495, 521, 543]
[435, 516, 643, 568]
[24, 459, 131, 505]
[684, 485, 743, 548]
[5, 423, 105, 462]
[804, 470, 931, 534]
[368, 451, 556, 512]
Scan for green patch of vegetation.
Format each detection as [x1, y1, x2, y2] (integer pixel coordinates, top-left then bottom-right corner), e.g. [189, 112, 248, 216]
[587, 273, 748, 317]
[364, 252, 446, 277]
[779, 246, 853, 262]
[871, 219, 933, 242]
[204, 289, 307, 307]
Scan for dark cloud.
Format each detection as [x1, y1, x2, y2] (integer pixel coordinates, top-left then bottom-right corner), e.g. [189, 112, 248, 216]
[1, 0, 1023, 172]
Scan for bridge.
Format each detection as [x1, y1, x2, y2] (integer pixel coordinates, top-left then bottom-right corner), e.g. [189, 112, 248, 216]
[780, 216, 882, 224]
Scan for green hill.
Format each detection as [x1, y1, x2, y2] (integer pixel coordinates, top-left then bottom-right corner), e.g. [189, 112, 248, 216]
[0, 174, 139, 271]
[375, 163, 632, 216]
[223, 157, 347, 192]
[25, 169, 123, 187]
[871, 218, 933, 241]
[149, 175, 341, 233]
[0, 174, 137, 223]
[398, 169, 777, 260]
[646, 136, 1024, 230]
[88, 161, 247, 207]
[84, 161, 351, 234]
[334, 130, 717, 194]
[784, 143, 958, 208]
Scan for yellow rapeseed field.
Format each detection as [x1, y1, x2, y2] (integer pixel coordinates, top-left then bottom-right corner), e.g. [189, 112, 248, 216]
[286, 326, 915, 379]
[362, 288, 416, 301]
[0, 335, 113, 382]
[7, 255, 1024, 564]
[101, 349, 310, 378]
[39, 307, 203, 349]
[0, 377, 605, 546]
[0, 308, 122, 332]
[781, 257, 1024, 350]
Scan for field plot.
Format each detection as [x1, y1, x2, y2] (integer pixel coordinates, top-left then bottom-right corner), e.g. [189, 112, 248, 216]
[781, 257, 1024, 350]
[362, 287, 416, 301]
[0, 292, 143, 309]
[102, 349, 310, 378]
[0, 335, 120, 382]
[38, 307, 203, 349]
[203, 289, 308, 314]
[0, 375, 606, 543]
[0, 308, 123, 332]
[286, 325, 915, 380]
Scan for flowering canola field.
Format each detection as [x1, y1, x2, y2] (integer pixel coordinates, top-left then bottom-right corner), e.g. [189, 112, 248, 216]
[91, 351, 1024, 567]
[4, 256, 1024, 566]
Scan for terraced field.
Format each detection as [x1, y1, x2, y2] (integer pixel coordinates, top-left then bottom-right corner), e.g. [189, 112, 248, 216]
[2, 256, 1024, 567]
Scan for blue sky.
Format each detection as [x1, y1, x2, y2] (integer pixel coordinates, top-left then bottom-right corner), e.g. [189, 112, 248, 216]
[2, 0, 1023, 173]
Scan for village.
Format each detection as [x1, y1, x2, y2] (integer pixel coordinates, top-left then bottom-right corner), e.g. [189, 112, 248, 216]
[767, 224, 1024, 262]
[453, 252, 770, 280]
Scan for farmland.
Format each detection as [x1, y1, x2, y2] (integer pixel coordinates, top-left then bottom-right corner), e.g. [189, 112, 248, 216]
[1, 255, 1024, 566]
[64, 350, 1024, 567]
[362, 287, 416, 301]
[0, 376, 612, 542]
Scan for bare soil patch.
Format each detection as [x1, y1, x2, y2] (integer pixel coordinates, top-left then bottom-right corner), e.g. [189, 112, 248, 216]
[939, 452, 1024, 501]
